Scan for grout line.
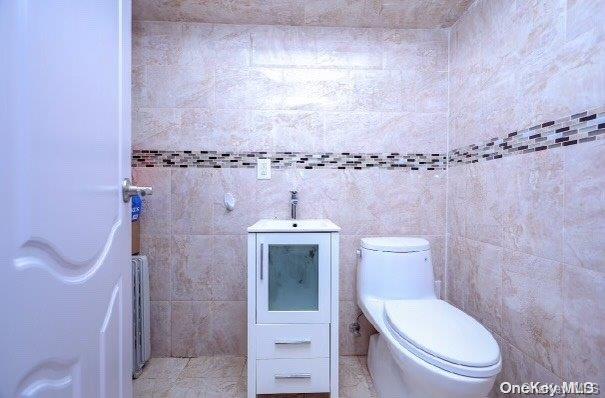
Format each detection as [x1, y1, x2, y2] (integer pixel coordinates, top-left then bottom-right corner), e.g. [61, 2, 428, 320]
[559, 144, 567, 380]
[444, 26, 452, 302]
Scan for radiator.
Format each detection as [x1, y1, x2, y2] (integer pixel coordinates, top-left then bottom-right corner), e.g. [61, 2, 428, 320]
[132, 255, 151, 378]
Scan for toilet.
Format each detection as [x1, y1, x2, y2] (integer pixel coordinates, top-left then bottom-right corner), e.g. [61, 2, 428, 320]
[357, 237, 501, 398]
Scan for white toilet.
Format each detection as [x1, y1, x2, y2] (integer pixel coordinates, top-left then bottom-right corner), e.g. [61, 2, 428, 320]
[357, 237, 501, 398]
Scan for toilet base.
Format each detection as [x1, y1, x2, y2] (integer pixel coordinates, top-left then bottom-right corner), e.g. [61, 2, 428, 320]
[368, 333, 409, 398]
[367, 333, 495, 398]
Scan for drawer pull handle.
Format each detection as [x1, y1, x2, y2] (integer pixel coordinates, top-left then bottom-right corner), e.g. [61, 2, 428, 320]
[275, 339, 311, 345]
[275, 373, 312, 379]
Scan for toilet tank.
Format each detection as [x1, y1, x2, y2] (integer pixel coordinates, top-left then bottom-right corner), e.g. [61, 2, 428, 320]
[357, 237, 436, 301]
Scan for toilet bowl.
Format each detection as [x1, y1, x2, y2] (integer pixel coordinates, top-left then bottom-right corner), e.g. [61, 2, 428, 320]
[357, 237, 501, 398]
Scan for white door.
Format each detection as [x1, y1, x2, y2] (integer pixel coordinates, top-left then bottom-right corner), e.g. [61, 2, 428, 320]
[0, 1, 133, 397]
[257, 233, 331, 324]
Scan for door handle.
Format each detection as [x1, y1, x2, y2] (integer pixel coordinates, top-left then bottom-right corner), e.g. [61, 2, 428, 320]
[260, 243, 264, 280]
[122, 178, 153, 203]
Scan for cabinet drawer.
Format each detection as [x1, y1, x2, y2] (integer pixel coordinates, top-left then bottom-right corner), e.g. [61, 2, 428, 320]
[256, 358, 330, 394]
[256, 324, 329, 359]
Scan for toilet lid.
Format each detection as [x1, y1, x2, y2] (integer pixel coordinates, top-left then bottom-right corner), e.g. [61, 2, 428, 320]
[384, 299, 500, 368]
[361, 237, 429, 252]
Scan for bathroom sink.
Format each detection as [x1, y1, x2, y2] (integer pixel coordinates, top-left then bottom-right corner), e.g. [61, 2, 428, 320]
[247, 219, 340, 233]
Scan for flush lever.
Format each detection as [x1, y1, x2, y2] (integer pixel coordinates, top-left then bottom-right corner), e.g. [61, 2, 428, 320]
[122, 178, 153, 203]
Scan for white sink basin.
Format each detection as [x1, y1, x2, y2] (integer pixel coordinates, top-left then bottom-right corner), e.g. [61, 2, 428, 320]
[247, 219, 341, 233]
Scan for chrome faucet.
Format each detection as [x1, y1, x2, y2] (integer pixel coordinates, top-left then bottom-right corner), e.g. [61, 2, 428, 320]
[290, 190, 298, 219]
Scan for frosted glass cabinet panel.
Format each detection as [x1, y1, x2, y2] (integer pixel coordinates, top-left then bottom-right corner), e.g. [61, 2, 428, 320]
[268, 245, 319, 311]
[257, 233, 331, 323]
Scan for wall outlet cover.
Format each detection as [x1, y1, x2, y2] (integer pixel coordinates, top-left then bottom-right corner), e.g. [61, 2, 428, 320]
[257, 158, 271, 179]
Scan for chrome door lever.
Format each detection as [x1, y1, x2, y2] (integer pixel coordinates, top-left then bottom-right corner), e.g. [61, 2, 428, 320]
[122, 178, 153, 202]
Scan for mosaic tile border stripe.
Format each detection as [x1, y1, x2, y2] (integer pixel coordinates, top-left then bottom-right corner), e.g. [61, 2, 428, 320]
[132, 107, 604, 171]
[448, 106, 605, 166]
[132, 150, 447, 170]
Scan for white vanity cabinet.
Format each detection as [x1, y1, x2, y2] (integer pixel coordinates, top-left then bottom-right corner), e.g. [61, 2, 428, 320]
[247, 219, 340, 397]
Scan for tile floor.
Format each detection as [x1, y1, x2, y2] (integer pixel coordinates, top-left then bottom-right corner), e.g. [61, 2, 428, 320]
[134, 356, 377, 398]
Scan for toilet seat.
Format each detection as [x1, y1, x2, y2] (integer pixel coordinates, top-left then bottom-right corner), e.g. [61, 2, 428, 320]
[384, 299, 501, 378]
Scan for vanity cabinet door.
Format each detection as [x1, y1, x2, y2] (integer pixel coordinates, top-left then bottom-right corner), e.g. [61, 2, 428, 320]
[257, 233, 331, 323]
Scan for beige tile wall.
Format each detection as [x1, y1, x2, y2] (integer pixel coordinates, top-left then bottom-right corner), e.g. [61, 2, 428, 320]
[132, 21, 449, 357]
[133, 22, 449, 153]
[447, 0, 605, 395]
[449, 0, 605, 149]
[134, 166, 447, 357]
